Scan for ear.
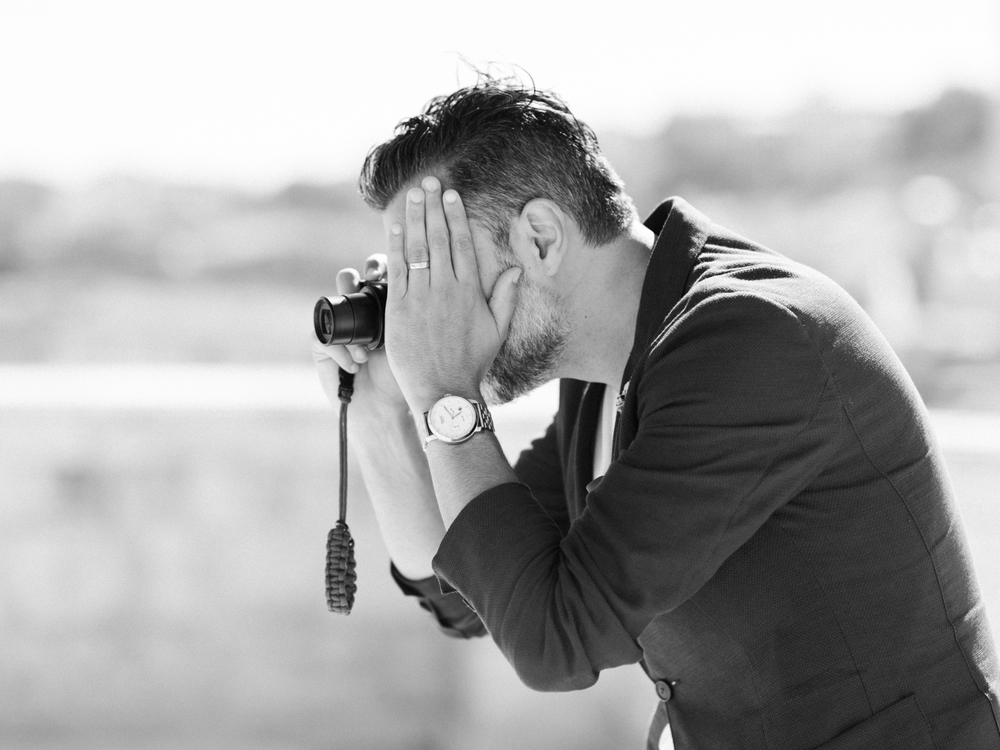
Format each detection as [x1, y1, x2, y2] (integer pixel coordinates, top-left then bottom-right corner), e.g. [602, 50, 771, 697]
[514, 199, 569, 277]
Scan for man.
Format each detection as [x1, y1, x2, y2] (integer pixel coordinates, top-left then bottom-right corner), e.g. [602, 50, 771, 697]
[313, 77, 1000, 748]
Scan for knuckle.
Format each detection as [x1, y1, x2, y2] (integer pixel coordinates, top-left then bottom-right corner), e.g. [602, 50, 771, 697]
[428, 230, 449, 248]
[454, 234, 474, 253]
[408, 243, 429, 259]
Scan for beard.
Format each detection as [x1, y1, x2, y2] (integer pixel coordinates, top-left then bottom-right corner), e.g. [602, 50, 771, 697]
[480, 273, 568, 406]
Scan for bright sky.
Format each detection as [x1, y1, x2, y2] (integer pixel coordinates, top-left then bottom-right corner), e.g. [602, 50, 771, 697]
[1, 0, 998, 189]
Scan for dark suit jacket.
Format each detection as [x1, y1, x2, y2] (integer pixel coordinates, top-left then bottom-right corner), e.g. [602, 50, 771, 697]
[399, 198, 1000, 748]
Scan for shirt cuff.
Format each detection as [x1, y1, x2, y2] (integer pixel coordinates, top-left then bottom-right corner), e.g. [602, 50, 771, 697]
[389, 561, 487, 639]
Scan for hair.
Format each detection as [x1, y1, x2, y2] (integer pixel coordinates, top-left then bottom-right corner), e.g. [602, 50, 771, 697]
[358, 72, 636, 250]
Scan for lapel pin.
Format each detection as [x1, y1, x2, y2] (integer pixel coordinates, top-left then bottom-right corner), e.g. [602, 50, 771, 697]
[615, 381, 629, 414]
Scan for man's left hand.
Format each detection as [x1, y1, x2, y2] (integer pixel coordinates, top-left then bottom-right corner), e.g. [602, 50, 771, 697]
[384, 175, 522, 413]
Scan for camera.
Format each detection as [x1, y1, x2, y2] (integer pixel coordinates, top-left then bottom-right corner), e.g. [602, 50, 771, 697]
[314, 280, 387, 350]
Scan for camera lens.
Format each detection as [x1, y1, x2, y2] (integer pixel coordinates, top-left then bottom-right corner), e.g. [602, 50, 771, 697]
[319, 308, 333, 338]
[313, 296, 355, 345]
[313, 282, 386, 349]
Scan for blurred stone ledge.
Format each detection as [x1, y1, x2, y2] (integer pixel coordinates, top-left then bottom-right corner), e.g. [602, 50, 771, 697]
[0, 363, 332, 411]
[0, 365, 996, 456]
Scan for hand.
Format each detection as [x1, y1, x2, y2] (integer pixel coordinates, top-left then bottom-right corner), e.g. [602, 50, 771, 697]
[312, 254, 408, 416]
[383, 176, 522, 412]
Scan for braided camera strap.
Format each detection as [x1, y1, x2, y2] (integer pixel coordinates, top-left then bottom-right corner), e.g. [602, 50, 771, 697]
[326, 368, 357, 614]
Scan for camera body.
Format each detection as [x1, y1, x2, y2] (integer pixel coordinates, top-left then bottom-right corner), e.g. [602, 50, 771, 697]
[314, 280, 387, 350]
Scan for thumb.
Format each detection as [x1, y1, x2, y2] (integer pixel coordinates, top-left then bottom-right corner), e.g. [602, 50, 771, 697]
[488, 266, 522, 342]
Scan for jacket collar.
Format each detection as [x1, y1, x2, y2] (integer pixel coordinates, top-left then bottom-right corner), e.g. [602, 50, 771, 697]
[619, 197, 713, 392]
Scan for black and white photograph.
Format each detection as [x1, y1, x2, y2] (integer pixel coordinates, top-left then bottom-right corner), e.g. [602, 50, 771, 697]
[2, 1, 1000, 748]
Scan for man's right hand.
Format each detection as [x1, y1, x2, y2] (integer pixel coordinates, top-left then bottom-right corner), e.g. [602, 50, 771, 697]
[312, 253, 408, 417]
[312, 254, 447, 582]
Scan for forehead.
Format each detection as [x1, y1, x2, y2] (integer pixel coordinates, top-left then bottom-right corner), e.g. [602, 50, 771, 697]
[379, 181, 420, 230]
[378, 178, 498, 251]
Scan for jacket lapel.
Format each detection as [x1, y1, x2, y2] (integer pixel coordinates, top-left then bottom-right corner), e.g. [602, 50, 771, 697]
[614, 198, 713, 460]
[568, 382, 606, 512]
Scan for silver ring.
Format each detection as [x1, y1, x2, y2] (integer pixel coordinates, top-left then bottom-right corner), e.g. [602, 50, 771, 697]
[408, 261, 430, 270]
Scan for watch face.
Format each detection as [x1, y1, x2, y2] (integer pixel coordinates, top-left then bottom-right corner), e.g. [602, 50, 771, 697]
[428, 395, 477, 442]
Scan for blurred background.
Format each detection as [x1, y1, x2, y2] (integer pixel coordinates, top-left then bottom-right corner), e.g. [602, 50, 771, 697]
[2, 1, 1000, 748]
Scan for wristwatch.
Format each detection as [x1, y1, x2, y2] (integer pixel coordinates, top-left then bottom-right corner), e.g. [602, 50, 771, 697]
[418, 394, 494, 449]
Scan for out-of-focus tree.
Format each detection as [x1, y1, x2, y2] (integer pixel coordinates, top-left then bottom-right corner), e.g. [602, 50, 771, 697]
[0, 179, 53, 272]
[898, 88, 992, 161]
[892, 88, 995, 197]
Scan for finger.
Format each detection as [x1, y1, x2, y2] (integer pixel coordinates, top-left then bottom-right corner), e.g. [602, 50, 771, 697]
[336, 267, 361, 296]
[315, 354, 354, 406]
[314, 339, 366, 371]
[405, 187, 430, 287]
[312, 340, 359, 375]
[443, 189, 478, 283]
[488, 267, 523, 343]
[364, 253, 388, 282]
[421, 176, 454, 281]
[385, 221, 407, 299]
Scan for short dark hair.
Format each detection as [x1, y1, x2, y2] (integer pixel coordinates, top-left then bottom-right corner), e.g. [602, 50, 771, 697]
[358, 74, 636, 249]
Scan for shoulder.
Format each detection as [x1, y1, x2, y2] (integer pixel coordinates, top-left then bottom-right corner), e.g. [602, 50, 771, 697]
[661, 234, 860, 360]
[651, 275, 820, 368]
[636, 266, 836, 423]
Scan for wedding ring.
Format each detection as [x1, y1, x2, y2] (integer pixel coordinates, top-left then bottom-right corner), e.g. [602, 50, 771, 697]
[408, 261, 430, 270]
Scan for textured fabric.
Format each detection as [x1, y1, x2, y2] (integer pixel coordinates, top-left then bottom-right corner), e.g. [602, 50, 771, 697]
[400, 198, 1000, 748]
[389, 563, 486, 639]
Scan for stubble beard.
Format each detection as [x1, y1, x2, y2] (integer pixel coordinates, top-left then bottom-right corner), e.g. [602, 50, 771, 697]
[480, 273, 569, 406]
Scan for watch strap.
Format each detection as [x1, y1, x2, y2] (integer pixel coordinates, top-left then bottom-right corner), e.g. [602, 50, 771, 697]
[474, 401, 495, 434]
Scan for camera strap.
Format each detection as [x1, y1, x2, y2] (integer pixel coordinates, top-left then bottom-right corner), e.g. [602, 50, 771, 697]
[325, 368, 357, 614]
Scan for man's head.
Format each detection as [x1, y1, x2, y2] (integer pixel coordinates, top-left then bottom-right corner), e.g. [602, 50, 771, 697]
[359, 75, 636, 403]
[359, 75, 635, 249]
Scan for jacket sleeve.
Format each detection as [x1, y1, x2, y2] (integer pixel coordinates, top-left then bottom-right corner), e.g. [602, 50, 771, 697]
[431, 295, 847, 692]
[512, 418, 570, 536]
[389, 563, 487, 638]
[389, 413, 567, 638]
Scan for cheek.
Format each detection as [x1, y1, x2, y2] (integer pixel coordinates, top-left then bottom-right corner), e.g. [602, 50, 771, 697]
[505, 282, 539, 341]
[477, 265, 495, 297]
[470, 234, 500, 295]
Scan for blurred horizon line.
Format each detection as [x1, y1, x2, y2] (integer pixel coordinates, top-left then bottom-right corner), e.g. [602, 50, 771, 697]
[0, 364, 997, 456]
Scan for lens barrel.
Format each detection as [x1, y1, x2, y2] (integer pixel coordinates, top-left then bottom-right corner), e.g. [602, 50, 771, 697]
[314, 281, 387, 349]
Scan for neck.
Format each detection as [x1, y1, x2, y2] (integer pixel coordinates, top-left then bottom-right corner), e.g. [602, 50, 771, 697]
[555, 217, 655, 388]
